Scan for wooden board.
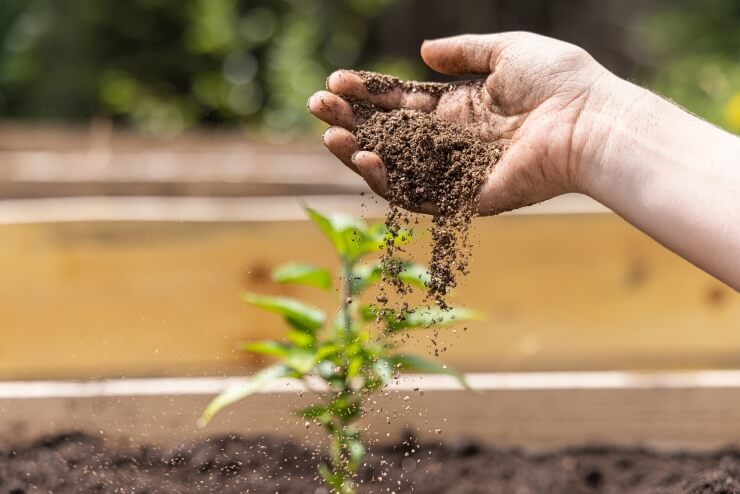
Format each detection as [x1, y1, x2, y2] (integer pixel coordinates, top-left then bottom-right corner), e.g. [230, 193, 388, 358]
[2, 373, 740, 451]
[0, 203, 737, 379]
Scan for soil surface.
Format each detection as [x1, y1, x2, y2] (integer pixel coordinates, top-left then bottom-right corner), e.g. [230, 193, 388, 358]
[3, 432, 740, 493]
[351, 72, 502, 306]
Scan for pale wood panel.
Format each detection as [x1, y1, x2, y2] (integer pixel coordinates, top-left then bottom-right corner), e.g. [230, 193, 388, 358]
[0, 213, 737, 379]
[3, 386, 740, 451]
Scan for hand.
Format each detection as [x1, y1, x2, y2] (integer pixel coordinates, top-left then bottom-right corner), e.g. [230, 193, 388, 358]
[308, 32, 622, 214]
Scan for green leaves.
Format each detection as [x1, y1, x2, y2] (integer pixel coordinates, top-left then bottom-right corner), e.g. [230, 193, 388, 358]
[199, 205, 482, 494]
[388, 353, 468, 388]
[242, 340, 291, 357]
[243, 293, 325, 333]
[272, 263, 332, 290]
[305, 206, 410, 262]
[199, 364, 290, 426]
[306, 207, 369, 261]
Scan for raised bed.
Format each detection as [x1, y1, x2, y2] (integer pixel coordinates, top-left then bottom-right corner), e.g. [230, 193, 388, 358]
[1, 127, 739, 491]
[2, 372, 740, 492]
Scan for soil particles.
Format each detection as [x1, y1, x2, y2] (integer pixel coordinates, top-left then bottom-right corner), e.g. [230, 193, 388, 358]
[3, 432, 740, 493]
[352, 72, 502, 306]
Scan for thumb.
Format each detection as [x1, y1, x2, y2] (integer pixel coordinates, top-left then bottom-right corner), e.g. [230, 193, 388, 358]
[421, 33, 509, 76]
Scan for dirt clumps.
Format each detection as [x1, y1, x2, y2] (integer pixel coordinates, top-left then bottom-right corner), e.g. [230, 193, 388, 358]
[5, 432, 740, 493]
[355, 70, 452, 97]
[352, 71, 502, 306]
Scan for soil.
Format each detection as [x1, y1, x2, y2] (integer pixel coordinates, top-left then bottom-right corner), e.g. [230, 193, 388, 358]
[2, 432, 740, 493]
[351, 72, 502, 307]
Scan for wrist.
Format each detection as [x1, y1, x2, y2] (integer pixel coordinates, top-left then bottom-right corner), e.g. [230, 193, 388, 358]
[570, 72, 650, 199]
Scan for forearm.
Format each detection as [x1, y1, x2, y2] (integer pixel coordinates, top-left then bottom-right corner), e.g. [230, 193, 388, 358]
[581, 78, 740, 289]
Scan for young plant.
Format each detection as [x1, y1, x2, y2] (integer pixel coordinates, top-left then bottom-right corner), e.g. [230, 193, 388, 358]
[199, 207, 479, 493]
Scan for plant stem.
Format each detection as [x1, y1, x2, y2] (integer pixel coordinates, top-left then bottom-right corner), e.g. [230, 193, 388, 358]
[340, 259, 353, 337]
[332, 259, 357, 494]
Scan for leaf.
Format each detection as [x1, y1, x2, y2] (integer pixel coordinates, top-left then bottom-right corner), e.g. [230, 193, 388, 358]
[284, 349, 316, 374]
[242, 342, 318, 377]
[351, 262, 430, 295]
[397, 263, 432, 288]
[304, 206, 418, 262]
[315, 343, 340, 361]
[347, 437, 365, 472]
[243, 293, 325, 333]
[305, 206, 370, 260]
[367, 222, 414, 251]
[373, 358, 393, 385]
[318, 463, 344, 490]
[388, 353, 468, 388]
[346, 355, 364, 379]
[305, 206, 338, 244]
[349, 263, 381, 295]
[358, 304, 382, 322]
[381, 306, 482, 332]
[362, 358, 393, 392]
[287, 329, 315, 348]
[305, 206, 409, 262]
[199, 364, 289, 426]
[241, 340, 291, 357]
[298, 404, 331, 424]
[330, 395, 362, 421]
[272, 263, 332, 290]
[316, 360, 338, 380]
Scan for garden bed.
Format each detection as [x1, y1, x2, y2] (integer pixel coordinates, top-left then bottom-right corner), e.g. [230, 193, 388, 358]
[2, 372, 740, 493]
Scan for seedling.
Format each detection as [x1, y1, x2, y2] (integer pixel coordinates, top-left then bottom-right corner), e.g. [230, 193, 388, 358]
[200, 207, 479, 493]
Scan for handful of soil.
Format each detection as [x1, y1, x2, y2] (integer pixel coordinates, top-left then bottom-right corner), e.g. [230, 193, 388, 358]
[352, 72, 502, 306]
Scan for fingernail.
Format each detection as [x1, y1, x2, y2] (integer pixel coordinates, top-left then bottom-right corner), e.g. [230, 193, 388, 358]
[321, 128, 332, 146]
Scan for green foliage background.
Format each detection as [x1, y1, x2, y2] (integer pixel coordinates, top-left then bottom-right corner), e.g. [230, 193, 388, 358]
[0, 0, 737, 135]
[0, 0, 407, 137]
[636, 0, 740, 133]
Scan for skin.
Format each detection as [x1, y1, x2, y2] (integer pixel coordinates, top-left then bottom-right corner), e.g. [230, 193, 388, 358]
[308, 32, 740, 290]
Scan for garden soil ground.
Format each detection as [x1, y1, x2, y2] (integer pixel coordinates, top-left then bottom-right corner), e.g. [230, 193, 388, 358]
[2, 432, 740, 493]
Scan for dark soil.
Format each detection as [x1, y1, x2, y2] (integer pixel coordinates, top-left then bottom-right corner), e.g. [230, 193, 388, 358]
[351, 72, 502, 306]
[3, 432, 740, 493]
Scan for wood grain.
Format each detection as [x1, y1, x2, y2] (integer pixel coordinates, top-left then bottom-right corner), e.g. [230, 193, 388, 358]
[0, 211, 736, 379]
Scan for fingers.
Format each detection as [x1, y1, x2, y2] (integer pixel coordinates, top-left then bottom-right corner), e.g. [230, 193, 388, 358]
[322, 127, 359, 172]
[421, 33, 514, 75]
[327, 70, 438, 112]
[352, 151, 387, 196]
[308, 90, 356, 129]
[351, 152, 437, 215]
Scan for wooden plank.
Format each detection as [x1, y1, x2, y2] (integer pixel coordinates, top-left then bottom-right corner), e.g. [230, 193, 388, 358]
[2, 373, 740, 451]
[0, 208, 737, 379]
[0, 195, 608, 224]
[0, 125, 365, 198]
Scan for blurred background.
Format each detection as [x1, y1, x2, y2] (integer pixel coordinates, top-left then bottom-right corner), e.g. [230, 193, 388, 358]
[0, 0, 738, 380]
[1, 0, 739, 136]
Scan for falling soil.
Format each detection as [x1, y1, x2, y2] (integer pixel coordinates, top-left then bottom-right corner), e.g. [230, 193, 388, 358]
[351, 72, 502, 307]
[3, 432, 740, 493]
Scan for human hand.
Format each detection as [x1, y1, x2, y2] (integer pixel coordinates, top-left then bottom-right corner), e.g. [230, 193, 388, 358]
[308, 32, 626, 214]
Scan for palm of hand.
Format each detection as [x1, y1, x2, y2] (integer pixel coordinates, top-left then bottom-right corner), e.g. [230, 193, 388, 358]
[309, 32, 608, 214]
